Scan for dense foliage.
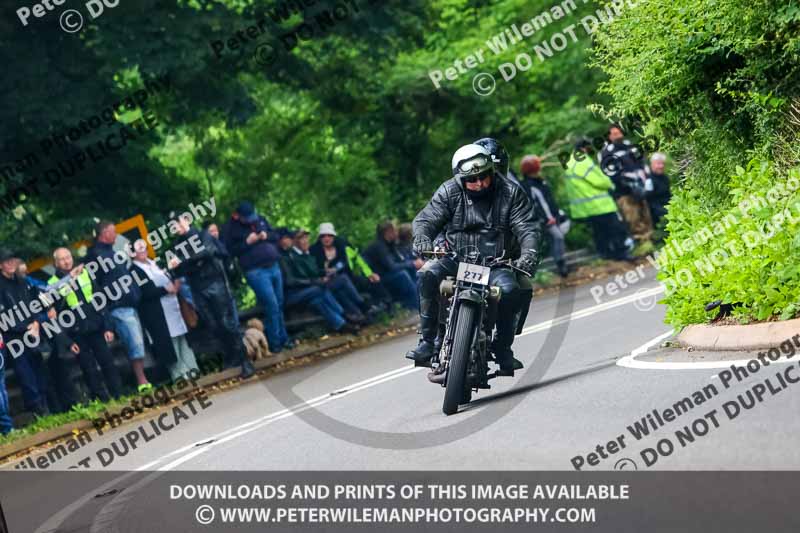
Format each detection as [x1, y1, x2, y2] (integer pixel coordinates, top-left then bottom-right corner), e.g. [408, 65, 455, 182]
[7, 0, 796, 326]
[1, 0, 613, 258]
[593, 0, 800, 326]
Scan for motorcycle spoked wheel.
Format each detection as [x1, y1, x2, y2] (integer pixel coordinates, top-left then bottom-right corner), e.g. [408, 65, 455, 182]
[442, 302, 477, 415]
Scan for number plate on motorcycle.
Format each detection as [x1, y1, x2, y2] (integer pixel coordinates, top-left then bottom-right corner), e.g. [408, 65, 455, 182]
[456, 263, 490, 285]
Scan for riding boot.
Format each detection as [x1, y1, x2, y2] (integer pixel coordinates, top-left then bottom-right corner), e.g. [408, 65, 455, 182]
[406, 296, 439, 363]
[432, 320, 445, 358]
[557, 259, 569, 278]
[492, 305, 523, 376]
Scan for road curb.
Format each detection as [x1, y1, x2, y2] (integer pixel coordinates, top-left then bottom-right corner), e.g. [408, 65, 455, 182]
[677, 318, 800, 351]
[0, 316, 418, 463]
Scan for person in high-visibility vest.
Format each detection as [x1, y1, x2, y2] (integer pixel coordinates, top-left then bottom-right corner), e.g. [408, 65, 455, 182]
[563, 139, 633, 261]
[49, 247, 123, 401]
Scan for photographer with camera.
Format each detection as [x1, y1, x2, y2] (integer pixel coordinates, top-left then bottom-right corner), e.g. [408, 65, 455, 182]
[599, 124, 654, 250]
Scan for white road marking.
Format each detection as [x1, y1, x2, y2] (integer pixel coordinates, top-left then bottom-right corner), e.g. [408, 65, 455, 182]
[617, 330, 800, 369]
[630, 329, 674, 355]
[147, 284, 667, 472]
[517, 285, 664, 337]
[37, 282, 666, 532]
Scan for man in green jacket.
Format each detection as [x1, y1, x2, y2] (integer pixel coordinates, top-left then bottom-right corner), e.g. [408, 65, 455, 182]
[280, 230, 360, 335]
[564, 139, 633, 260]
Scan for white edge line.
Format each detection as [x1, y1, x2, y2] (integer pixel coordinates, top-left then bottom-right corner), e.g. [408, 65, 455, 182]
[36, 283, 668, 531]
[617, 330, 800, 370]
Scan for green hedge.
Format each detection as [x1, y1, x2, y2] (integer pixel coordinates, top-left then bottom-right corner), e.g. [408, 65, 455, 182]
[592, 0, 800, 327]
[658, 160, 800, 327]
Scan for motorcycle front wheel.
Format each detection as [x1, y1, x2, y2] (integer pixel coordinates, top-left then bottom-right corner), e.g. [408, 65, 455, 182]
[442, 302, 477, 415]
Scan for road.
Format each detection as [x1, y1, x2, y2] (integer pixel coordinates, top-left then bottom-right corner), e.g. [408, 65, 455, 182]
[9, 265, 800, 474]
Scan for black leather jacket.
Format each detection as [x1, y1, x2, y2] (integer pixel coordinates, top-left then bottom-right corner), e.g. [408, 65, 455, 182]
[171, 228, 229, 291]
[412, 175, 542, 261]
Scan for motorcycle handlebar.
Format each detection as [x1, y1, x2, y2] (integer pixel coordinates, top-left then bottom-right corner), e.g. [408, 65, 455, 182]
[419, 252, 525, 271]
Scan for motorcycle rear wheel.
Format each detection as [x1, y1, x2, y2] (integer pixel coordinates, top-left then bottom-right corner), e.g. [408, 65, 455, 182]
[443, 302, 477, 415]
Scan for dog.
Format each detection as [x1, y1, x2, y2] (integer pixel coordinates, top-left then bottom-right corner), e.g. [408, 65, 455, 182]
[243, 318, 271, 361]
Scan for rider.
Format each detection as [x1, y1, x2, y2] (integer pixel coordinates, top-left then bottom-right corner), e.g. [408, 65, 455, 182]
[406, 143, 542, 376]
[474, 137, 541, 352]
[474, 137, 510, 179]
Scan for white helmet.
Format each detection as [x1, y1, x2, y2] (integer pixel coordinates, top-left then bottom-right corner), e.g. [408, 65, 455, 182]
[451, 144, 494, 180]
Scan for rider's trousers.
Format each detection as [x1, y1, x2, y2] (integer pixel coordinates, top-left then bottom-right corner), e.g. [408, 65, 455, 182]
[417, 258, 521, 366]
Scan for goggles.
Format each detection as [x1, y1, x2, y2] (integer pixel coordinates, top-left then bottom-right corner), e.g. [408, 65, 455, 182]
[455, 153, 492, 178]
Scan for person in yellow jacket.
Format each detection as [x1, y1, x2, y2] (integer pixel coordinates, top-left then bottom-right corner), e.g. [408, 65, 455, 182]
[48, 247, 124, 401]
[564, 139, 633, 260]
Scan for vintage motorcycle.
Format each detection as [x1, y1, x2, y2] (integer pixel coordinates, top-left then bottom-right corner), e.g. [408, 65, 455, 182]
[420, 246, 531, 415]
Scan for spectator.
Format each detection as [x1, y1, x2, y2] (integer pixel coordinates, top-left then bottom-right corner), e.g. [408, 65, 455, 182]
[310, 223, 379, 317]
[170, 215, 255, 379]
[310, 224, 392, 312]
[0, 335, 12, 435]
[223, 202, 292, 353]
[646, 152, 672, 228]
[362, 221, 420, 310]
[0, 248, 50, 416]
[599, 124, 654, 247]
[205, 222, 220, 240]
[84, 221, 152, 393]
[131, 240, 199, 382]
[395, 223, 420, 281]
[204, 220, 238, 290]
[49, 247, 123, 402]
[519, 155, 570, 277]
[280, 230, 360, 335]
[15, 260, 45, 291]
[276, 228, 294, 255]
[564, 139, 633, 261]
[17, 259, 79, 412]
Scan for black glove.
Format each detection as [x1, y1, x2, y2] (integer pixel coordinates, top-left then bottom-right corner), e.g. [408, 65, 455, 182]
[514, 250, 539, 277]
[412, 235, 433, 256]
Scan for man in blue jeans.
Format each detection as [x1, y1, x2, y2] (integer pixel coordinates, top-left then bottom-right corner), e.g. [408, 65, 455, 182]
[0, 338, 14, 435]
[362, 221, 421, 310]
[223, 202, 293, 353]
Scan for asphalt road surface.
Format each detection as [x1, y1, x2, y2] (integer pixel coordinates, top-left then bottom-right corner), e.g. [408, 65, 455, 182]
[7, 266, 800, 474]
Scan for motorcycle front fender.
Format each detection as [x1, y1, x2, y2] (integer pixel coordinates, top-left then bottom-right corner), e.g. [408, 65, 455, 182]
[457, 289, 484, 305]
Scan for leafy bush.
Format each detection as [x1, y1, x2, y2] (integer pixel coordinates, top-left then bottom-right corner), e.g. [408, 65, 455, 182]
[592, 0, 800, 326]
[659, 159, 800, 327]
